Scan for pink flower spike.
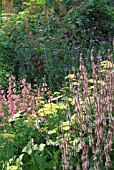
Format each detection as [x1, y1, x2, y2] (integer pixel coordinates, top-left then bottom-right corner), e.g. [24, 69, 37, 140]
[21, 78, 26, 86]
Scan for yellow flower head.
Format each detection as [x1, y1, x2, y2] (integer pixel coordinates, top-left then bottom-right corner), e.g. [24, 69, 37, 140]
[38, 103, 57, 116]
[1, 133, 16, 139]
[7, 166, 19, 170]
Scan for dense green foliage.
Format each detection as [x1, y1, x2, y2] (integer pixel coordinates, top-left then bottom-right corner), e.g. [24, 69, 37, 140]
[0, 0, 114, 92]
[0, 1, 114, 169]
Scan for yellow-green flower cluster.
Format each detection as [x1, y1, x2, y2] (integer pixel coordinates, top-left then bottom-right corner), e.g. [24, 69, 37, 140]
[38, 102, 66, 117]
[1, 133, 16, 142]
[65, 74, 75, 80]
[100, 61, 114, 73]
[35, 96, 44, 108]
[23, 115, 36, 127]
[6, 165, 19, 170]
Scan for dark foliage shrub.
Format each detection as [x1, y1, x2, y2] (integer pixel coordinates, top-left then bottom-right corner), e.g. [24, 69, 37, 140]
[0, 0, 114, 92]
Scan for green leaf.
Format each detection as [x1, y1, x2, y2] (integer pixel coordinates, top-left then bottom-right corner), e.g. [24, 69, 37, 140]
[36, 0, 46, 5]
[89, 0, 94, 5]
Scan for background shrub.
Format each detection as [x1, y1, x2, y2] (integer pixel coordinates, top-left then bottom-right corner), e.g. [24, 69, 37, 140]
[0, 0, 114, 92]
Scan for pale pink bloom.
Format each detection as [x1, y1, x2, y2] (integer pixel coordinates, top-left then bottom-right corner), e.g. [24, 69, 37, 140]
[37, 88, 41, 97]
[28, 84, 32, 90]
[11, 75, 15, 80]
[13, 88, 16, 93]
[21, 78, 26, 86]
[0, 123, 4, 126]
[20, 102, 27, 110]
[27, 107, 31, 112]
[32, 110, 36, 115]
[13, 105, 17, 113]
[40, 117, 45, 122]
[1, 90, 4, 94]
[0, 113, 5, 118]
[15, 130, 19, 132]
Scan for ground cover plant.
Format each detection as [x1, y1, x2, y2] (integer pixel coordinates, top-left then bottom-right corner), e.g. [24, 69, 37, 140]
[0, 49, 114, 170]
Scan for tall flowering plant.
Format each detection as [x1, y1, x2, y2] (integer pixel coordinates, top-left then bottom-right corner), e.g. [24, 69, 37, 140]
[0, 49, 114, 169]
